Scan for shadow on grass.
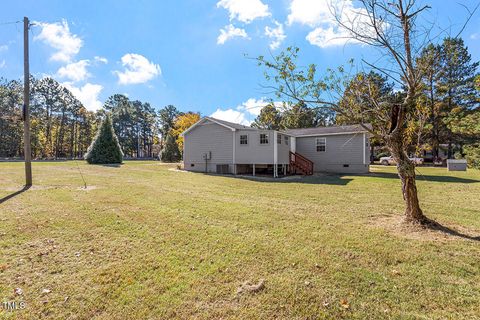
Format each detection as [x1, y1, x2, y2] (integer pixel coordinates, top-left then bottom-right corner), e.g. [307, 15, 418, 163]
[426, 219, 480, 241]
[368, 172, 480, 184]
[0, 185, 31, 204]
[221, 174, 354, 186]
[87, 163, 123, 168]
[198, 169, 479, 186]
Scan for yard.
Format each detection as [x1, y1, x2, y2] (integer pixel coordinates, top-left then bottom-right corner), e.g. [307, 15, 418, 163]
[1, 161, 479, 319]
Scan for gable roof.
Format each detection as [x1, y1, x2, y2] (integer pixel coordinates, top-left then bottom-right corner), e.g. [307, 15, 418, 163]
[182, 116, 370, 137]
[283, 124, 371, 137]
[207, 117, 256, 130]
[180, 117, 256, 136]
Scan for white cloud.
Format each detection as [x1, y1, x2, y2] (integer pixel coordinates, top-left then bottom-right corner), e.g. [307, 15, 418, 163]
[211, 98, 282, 125]
[217, 0, 270, 23]
[306, 26, 353, 48]
[265, 21, 286, 50]
[0, 60, 5, 68]
[237, 97, 271, 116]
[210, 108, 251, 125]
[115, 53, 161, 85]
[287, 0, 330, 27]
[217, 24, 249, 44]
[57, 59, 90, 82]
[287, 0, 371, 48]
[34, 20, 83, 62]
[0, 45, 7, 52]
[63, 82, 103, 111]
[94, 56, 108, 64]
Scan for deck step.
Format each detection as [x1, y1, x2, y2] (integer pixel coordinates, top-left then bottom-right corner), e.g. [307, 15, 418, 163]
[289, 152, 314, 176]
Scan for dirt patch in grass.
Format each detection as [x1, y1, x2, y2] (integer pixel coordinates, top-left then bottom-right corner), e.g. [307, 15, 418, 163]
[76, 186, 98, 191]
[370, 214, 480, 242]
[168, 168, 191, 173]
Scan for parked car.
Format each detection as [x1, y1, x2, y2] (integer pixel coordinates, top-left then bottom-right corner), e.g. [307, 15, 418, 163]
[379, 156, 424, 166]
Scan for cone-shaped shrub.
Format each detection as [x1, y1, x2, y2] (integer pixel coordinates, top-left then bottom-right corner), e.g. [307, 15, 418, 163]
[160, 133, 181, 162]
[85, 115, 123, 164]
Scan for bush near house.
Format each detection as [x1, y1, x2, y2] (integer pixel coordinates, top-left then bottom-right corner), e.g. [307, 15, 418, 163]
[465, 144, 480, 169]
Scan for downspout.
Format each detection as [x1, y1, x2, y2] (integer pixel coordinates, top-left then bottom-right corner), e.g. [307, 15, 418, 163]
[273, 131, 278, 178]
[232, 129, 236, 175]
[363, 133, 366, 165]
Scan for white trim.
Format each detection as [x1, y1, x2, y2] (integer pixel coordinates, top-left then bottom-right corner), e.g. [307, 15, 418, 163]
[259, 132, 269, 145]
[274, 132, 278, 164]
[292, 131, 368, 138]
[363, 133, 366, 165]
[207, 117, 237, 131]
[232, 131, 236, 175]
[315, 137, 326, 152]
[239, 133, 249, 146]
[180, 117, 236, 137]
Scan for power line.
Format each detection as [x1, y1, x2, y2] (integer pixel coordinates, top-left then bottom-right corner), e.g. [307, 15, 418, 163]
[0, 20, 21, 26]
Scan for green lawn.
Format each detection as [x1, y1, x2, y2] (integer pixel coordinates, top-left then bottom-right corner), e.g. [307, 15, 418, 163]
[1, 161, 479, 319]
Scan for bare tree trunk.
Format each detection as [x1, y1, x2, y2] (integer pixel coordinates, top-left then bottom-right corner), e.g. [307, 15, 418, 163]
[387, 135, 427, 224]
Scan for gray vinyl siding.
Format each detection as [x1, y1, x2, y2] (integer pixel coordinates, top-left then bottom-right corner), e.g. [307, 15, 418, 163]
[234, 130, 274, 164]
[365, 133, 371, 165]
[295, 133, 369, 173]
[276, 133, 291, 165]
[184, 120, 233, 173]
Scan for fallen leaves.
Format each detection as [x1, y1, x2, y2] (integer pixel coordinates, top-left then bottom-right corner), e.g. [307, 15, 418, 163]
[340, 299, 350, 310]
[14, 288, 23, 296]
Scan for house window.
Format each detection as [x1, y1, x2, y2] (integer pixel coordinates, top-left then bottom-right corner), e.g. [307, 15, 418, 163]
[260, 133, 269, 144]
[316, 138, 326, 152]
[277, 133, 282, 144]
[284, 135, 289, 145]
[240, 135, 248, 145]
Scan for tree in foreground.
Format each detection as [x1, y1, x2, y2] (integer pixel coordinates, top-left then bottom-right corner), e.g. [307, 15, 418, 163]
[84, 115, 123, 164]
[257, 0, 476, 225]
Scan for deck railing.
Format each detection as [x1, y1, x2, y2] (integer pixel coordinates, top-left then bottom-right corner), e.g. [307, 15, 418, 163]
[289, 151, 314, 175]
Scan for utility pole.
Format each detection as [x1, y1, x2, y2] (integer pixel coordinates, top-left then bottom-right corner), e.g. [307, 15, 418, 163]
[23, 16, 32, 186]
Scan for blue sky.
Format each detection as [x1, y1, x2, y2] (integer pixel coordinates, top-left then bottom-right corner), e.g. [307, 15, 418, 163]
[1, 0, 479, 124]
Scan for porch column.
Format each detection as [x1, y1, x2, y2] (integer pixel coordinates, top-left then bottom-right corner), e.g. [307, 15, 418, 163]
[253, 164, 255, 176]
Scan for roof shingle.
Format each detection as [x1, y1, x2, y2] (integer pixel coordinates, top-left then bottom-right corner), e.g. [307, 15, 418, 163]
[283, 124, 371, 136]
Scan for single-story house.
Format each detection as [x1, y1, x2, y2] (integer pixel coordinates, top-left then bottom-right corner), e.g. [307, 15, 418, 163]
[181, 117, 370, 176]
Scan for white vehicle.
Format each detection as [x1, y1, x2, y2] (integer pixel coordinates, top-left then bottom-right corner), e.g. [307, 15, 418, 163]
[380, 156, 424, 166]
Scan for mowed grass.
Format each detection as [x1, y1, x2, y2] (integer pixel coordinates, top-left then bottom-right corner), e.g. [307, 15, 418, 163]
[0, 161, 479, 320]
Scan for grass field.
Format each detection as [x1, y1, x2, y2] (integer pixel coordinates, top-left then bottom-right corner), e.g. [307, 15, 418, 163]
[1, 161, 479, 319]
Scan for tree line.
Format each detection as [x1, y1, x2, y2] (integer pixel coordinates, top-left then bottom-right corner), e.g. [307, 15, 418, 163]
[0, 77, 199, 161]
[252, 37, 480, 164]
[1, 37, 478, 168]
